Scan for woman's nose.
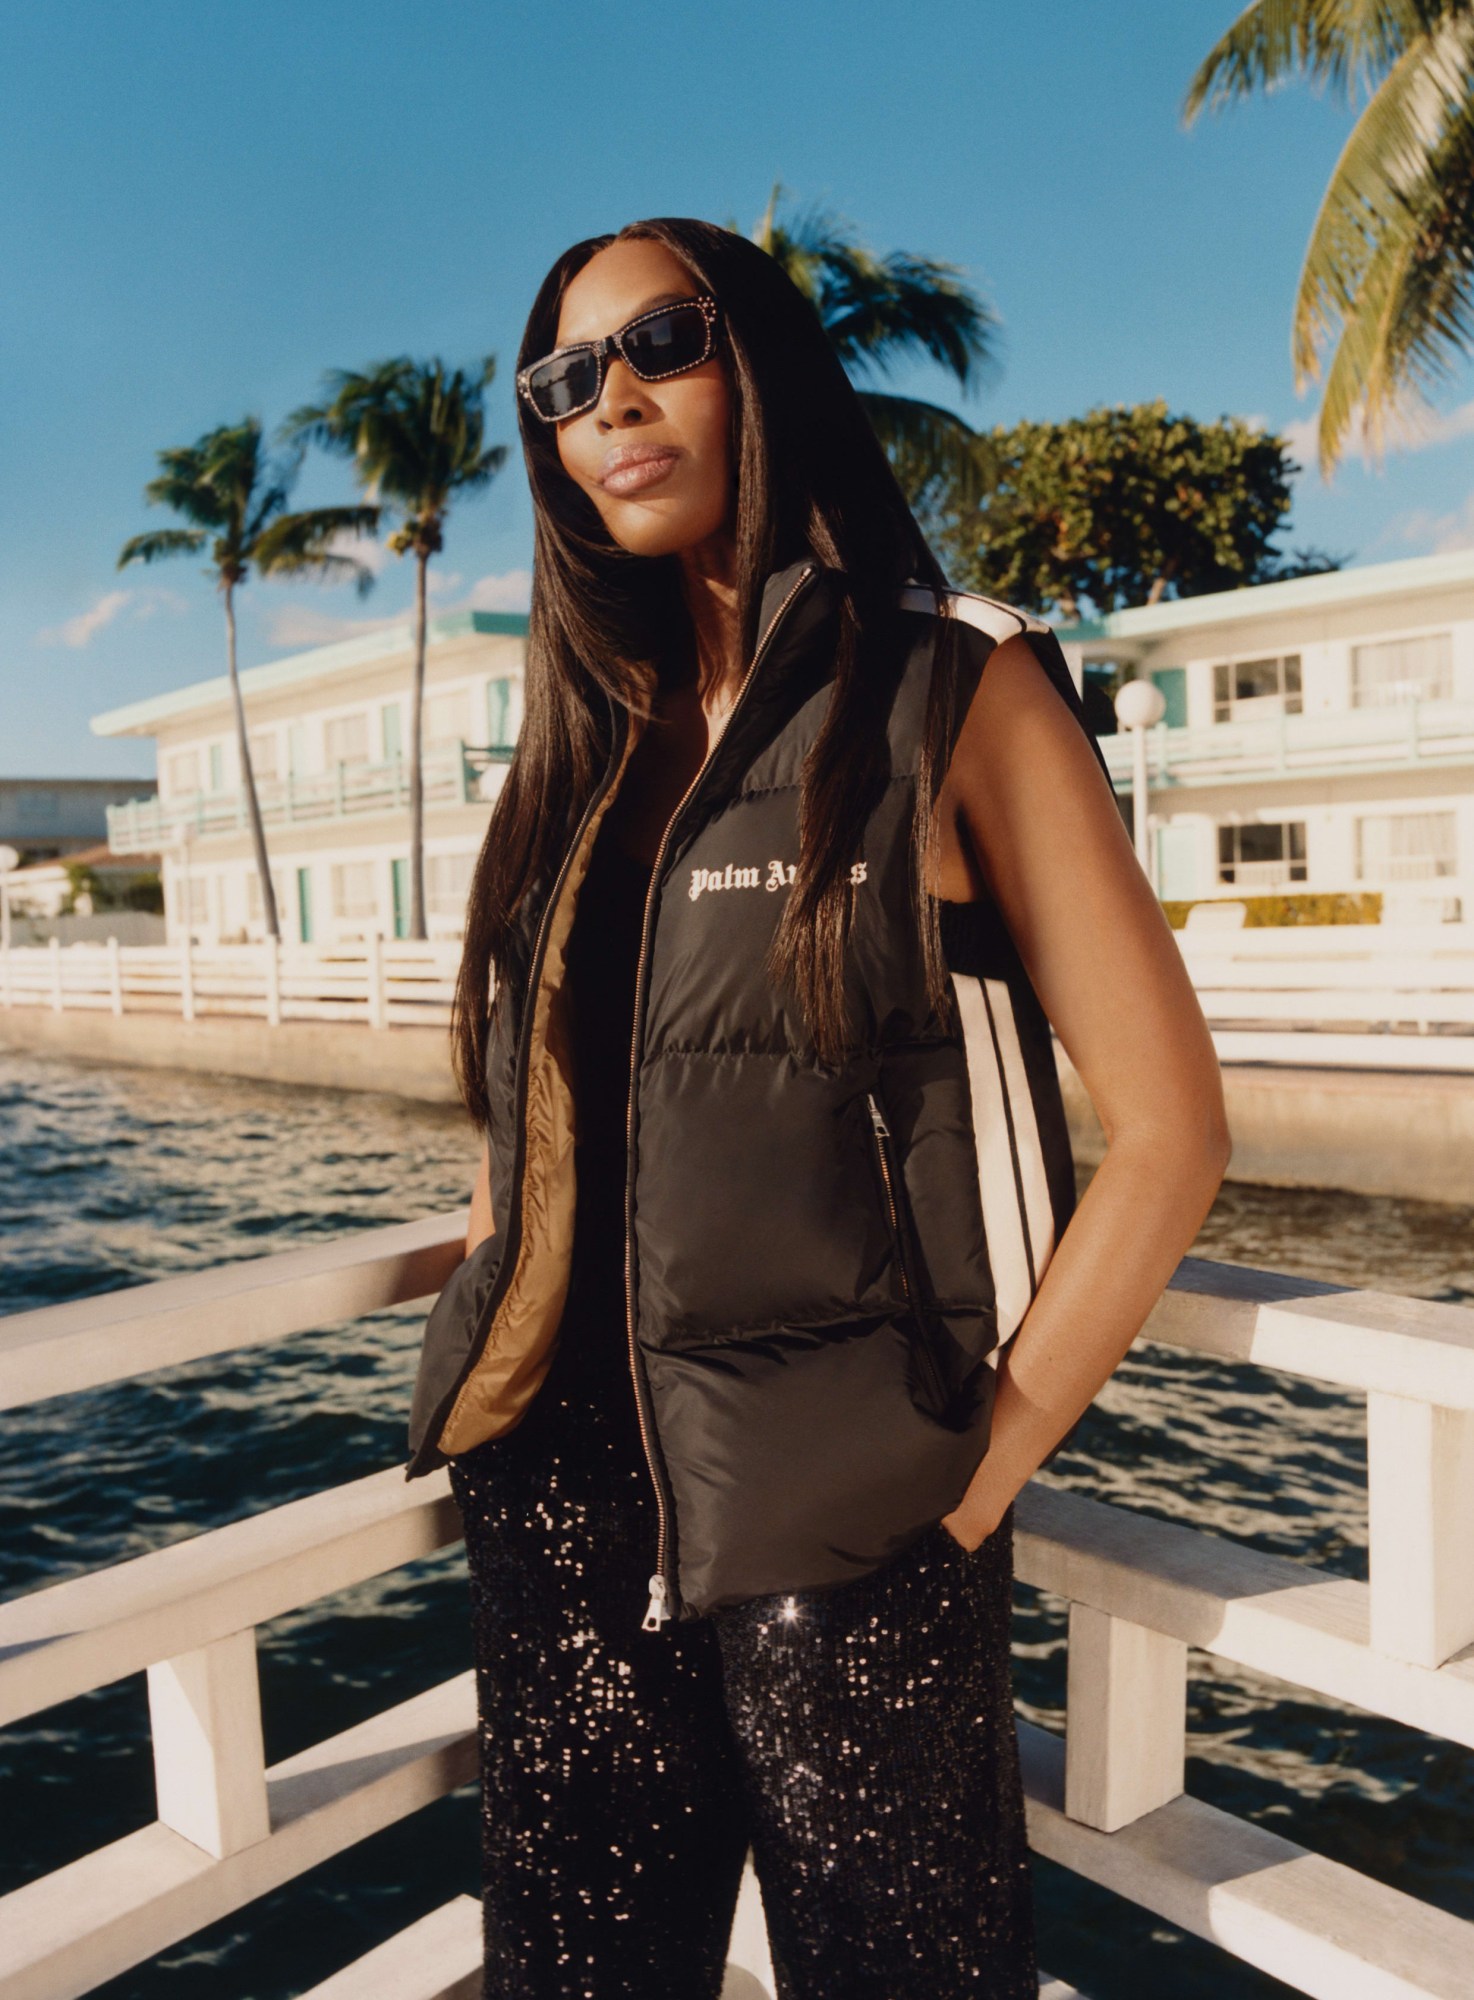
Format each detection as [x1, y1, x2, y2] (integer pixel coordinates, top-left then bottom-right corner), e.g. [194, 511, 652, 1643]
[594, 356, 658, 430]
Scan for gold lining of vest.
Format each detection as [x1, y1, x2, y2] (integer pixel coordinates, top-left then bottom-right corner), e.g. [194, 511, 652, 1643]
[436, 722, 639, 1454]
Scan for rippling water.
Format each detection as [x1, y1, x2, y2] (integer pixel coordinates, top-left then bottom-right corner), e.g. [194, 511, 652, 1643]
[2, 1048, 1471, 2000]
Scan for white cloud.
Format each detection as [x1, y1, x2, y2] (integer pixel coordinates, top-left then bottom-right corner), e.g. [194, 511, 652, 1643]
[464, 569, 532, 613]
[1281, 396, 1474, 480]
[37, 586, 187, 649]
[264, 605, 407, 648]
[1384, 492, 1474, 556]
[326, 528, 393, 576]
[262, 566, 533, 649]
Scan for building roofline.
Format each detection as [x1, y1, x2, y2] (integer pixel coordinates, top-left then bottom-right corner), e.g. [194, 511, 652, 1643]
[89, 608, 529, 739]
[0, 774, 157, 786]
[1055, 545, 1474, 650]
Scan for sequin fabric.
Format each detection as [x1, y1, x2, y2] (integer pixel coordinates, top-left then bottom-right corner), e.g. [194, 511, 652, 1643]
[445, 826, 1038, 1997]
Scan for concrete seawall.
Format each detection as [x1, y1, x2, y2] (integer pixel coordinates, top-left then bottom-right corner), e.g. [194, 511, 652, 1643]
[3, 1007, 1471, 1206]
[0, 1007, 460, 1104]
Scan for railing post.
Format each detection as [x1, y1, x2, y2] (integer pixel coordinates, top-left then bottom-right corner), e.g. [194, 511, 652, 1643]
[49, 936, 63, 1012]
[1064, 1603, 1186, 1832]
[366, 928, 387, 1030]
[1367, 1392, 1474, 1668]
[264, 936, 281, 1026]
[108, 936, 123, 1017]
[180, 928, 195, 1024]
[147, 1628, 270, 1859]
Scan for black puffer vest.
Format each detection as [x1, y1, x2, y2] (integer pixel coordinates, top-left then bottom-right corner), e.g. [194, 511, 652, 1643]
[406, 559, 1116, 1626]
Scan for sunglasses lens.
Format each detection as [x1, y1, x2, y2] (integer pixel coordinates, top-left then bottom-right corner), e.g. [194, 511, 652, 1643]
[525, 349, 600, 420]
[622, 304, 711, 378]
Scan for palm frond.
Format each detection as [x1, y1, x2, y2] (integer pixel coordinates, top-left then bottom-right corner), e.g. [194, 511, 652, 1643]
[252, 506, 382, 598]
[1183, 0, 1426, 123]
[1293, 10, 1474, 373]
[1312, 76, 1474, 466]
[857, 392, 994, 518]
[117, 527, 207, 571]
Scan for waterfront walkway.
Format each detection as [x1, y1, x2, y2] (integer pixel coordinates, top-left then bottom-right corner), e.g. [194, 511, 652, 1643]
[2, 1213, 1472, 1995]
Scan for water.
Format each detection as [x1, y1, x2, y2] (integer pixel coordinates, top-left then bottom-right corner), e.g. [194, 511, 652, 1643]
[1, 1048, 1471, 1999]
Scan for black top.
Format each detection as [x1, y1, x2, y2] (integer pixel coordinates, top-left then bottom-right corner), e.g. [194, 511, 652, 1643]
[562, 818, 655, 1330]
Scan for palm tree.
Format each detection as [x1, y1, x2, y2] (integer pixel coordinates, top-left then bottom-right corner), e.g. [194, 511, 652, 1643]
[282, 360, 506, 941]
[1184, 1, 1474, 476]
[119, 419, 379, 941]
[747, 183, 1000, 507]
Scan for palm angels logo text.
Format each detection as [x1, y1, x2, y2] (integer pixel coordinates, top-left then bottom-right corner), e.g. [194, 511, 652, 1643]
[689, 858, 868, 902]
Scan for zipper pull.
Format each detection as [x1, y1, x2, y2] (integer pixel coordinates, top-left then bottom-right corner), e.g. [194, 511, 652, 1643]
[642, 1573, 671, 1632]
[866, 1091, 891, 1138]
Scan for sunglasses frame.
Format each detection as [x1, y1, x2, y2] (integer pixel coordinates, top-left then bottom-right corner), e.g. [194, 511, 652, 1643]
[517, 295, 721, 424]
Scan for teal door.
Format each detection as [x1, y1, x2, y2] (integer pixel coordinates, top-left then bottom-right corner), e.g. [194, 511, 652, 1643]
[1151, 667, 1188, 729]
[391, 858, 410, 939]
[1155, 823, 1200, 901]
[296, 866, 314, 943]
[381, 702, 403, 765]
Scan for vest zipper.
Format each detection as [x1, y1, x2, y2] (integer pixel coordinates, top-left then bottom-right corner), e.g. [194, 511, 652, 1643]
[865, 1089, 950, 1418]
[625, 563, 819, 1632]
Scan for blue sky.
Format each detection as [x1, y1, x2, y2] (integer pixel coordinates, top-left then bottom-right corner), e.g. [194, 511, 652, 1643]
[4, 0, 1473, 778]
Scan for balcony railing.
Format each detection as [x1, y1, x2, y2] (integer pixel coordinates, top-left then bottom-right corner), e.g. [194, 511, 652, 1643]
[107, 741, 514, 852]
[2, 1221, 1473, 1995]
[1103, 697, 1474, 790]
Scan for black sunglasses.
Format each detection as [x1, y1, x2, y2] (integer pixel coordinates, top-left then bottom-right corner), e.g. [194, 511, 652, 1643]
[517, 296, 721, 423]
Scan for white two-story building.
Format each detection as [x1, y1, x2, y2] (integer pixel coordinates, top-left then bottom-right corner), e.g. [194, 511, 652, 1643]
[93, 611, 525, 944]
[1066, 547, 1474, 920]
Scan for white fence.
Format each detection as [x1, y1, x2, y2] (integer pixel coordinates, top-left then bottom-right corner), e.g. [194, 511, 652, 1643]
[0, 937, 460, 1031]
[1176, 920, 1474, 1072]
[2, 1221, 1473, 1996]
[3, 923, 1474, 1072]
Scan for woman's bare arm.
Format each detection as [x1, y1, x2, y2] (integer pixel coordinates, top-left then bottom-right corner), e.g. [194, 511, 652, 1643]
[467, 1140, 494, 1259]
[935, 634, 1232, 1547]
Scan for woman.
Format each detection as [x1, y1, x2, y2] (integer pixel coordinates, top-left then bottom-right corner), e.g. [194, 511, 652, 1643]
[406, 216, 1230, 2000]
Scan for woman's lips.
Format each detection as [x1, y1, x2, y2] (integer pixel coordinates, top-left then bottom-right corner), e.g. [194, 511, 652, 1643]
[600, 446, 680, 496]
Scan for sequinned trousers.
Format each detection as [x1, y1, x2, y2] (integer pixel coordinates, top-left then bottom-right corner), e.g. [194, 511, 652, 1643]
[445, 1297, 1038, 2000]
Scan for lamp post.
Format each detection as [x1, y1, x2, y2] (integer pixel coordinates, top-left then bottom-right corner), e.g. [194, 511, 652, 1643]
[1113, 677, 1166, 887]
[0, 844, 19, 961]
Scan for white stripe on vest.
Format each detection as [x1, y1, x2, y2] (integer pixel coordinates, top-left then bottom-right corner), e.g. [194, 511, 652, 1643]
[950, 970, 1056, 1360]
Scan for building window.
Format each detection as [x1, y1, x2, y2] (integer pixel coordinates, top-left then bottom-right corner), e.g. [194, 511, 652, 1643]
[426, 850, 476, 921]
[249, 731, 279, 782]
[1217, 820, 1307, 887]
[331, 861, 378, 922]
[487, 677, 515, 746]
[208, 743, 225, 792]
[1212, 655, 1303, 722]
[425, 689, 473, 749]
[246, 870, 288, 924]
[1356, 811, 1458, 882]
[1351, 632, 1452, 707]
[166, 749, 201, 797]
[324, 713, 370, 767]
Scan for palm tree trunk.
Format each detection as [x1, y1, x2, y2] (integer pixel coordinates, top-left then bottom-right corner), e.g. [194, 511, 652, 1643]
[408, 550, 428, 942]
[225, 580, 280, 941]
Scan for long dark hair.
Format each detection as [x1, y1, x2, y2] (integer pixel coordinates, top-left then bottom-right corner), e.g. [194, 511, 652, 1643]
[451, 216, 962, 1124]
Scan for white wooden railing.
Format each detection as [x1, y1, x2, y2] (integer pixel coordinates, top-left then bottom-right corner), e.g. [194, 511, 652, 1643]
[2, 1223, 1473, 1996]
[6, 924, 1474, 1072]
[1175, 921, 1474, 1072]
[0, 938, 460, 1030]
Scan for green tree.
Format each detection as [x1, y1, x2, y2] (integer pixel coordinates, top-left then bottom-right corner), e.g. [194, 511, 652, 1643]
[934, 401, 1342, 620]
[282, 360, 506, 941]
[746, 184, 999, 507]
[119, 419, 378, 940]
[1184, 0, 1474, 475]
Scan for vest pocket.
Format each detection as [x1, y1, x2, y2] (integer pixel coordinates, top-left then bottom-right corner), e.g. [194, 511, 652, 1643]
[864, 1089, 959, 1427]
